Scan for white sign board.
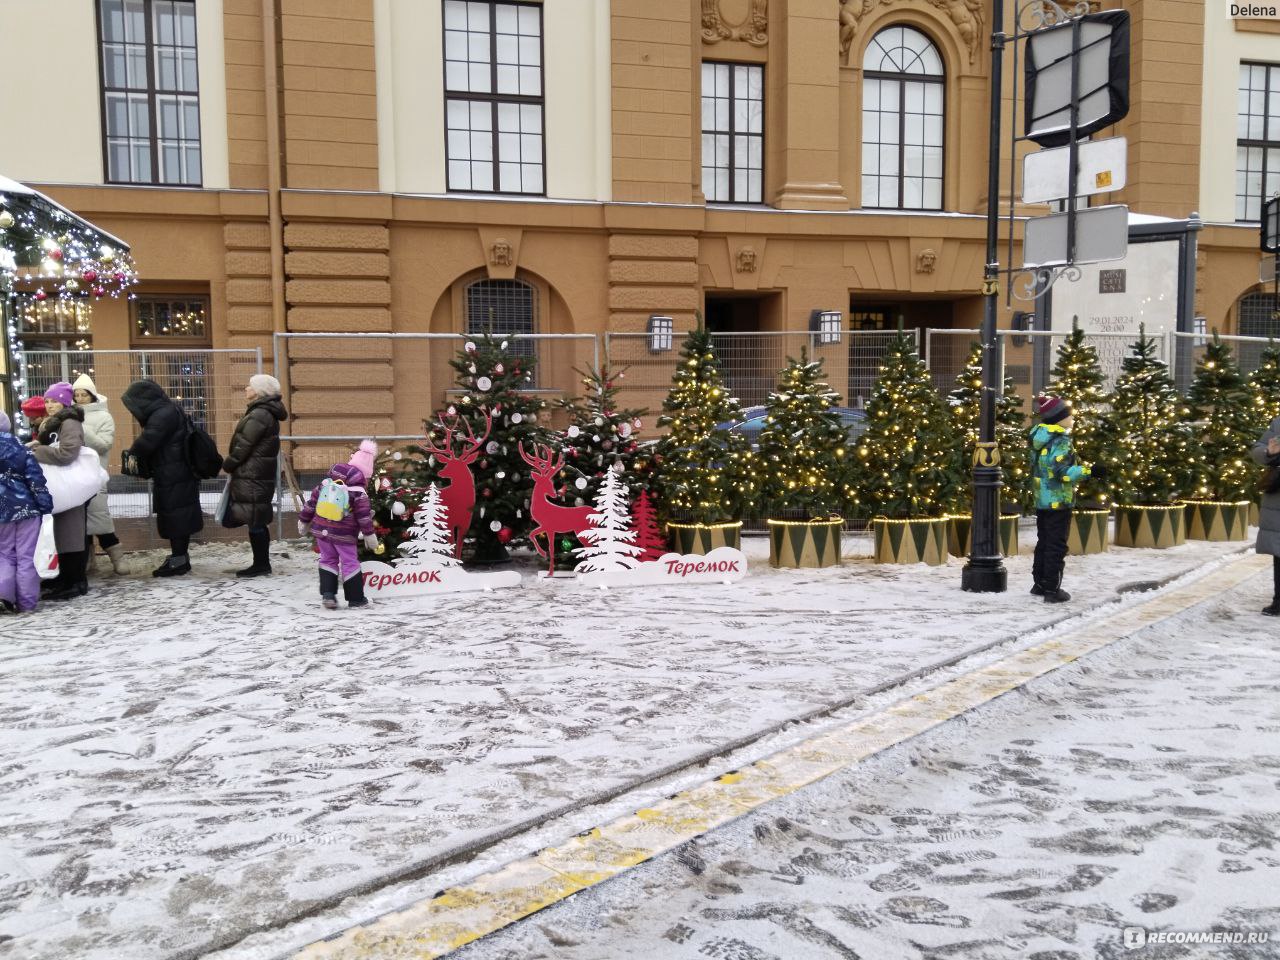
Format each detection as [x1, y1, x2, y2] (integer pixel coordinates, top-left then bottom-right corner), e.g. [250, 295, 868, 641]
[359, 560, 521, 598]
[1024, 204, 1129, 268]
[1049, 238, 1181, 383]
[576, 548, 748, 589]
[1023, 137, 1127, 205]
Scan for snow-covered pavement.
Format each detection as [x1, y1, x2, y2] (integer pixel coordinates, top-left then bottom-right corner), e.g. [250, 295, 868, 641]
[0, 531, 1258, 959]
[455, 558, 1280, 960]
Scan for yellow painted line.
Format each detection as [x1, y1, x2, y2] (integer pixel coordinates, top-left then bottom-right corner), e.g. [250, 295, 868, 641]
[293, 553, 1268, 960]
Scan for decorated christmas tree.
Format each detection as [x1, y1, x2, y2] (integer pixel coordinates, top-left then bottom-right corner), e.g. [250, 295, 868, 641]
[418, 334, 548, 563]
[653, 324, 757, 523]
[556, 364, 648, 505]
[1247, 339, 1280, 431]
[1047, 322, 1120, 507]
[1107, 328, 1197, 506]
[575, 468, 644, 573]
[363, 448, 424, 560]
[1186, 333, 1258, 502]
[395, 484, 460, 567]
[756, 349, 847, 519]
[631, 489, 667, 560]
[947, 342, 1029, 513]
[850, 332, 963, 518]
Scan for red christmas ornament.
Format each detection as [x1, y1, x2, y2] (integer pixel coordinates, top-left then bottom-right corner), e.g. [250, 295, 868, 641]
[83, 269, 97, 282]
[33, 289, 47, 302]
[482, 487, 492, 498]
[496, 526, 513, 544]
[49, 248, 63, 261]
[91, 285, 105, 298]
[113, 270, 126, 282]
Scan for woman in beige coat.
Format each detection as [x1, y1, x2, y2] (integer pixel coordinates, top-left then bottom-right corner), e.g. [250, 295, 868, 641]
[73, 374, 127, 573]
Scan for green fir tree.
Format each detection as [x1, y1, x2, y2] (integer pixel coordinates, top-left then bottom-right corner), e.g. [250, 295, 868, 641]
[757, 349, 848, 519]
[1107, 328, 1196, 506]
[851, 333, 963, 519]
[946, 341, 1029, 514]
[1186, 333, 1258, 502]
[1247, 339, 1280, 431]
[1047, 322, 1120, 507]
[556, 363, 649, 504]
[653, 326, 757, 524]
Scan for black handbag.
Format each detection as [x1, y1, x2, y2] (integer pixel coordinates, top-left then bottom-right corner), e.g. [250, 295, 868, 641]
[121, 449, 151, 480]
[1262, 458, 1280, 496]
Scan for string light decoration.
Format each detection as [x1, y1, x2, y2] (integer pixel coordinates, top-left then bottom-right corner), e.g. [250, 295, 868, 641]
[1046, 322, 1120, 508]
[756, 348, 846, 520]
[850, 332, 964, 519]
[1107, 326, 1197, 507]
[947, 342, 1029, 513]
[1185, 332, 1257, 502]
[1247, 339, 1280, 431]
[653, 324, 757, 525]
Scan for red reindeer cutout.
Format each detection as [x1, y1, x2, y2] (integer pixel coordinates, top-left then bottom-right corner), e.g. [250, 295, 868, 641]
[422, 409, 492, 558]
[519, 441, 594, 576]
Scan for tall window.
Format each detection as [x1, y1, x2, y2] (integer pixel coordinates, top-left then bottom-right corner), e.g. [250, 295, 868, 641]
[861, 26, 944, 210]
[444, 1, 545, 195]
[1237, 62, 1280, 222]
[465, 278, 538, 375]
[701, 62, 764, 204]
[96, 0, 202, 186]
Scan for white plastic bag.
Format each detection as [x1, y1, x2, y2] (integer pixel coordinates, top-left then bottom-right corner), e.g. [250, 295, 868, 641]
[35, 514, 58, 581]
[214, 478, 231, 525]
[40, 446, 110, 514]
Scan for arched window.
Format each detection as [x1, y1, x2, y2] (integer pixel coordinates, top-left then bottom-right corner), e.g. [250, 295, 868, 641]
[465, 277, 538, 373]
[1238, 290, 1280, 339]
[861, 26, 945, 210]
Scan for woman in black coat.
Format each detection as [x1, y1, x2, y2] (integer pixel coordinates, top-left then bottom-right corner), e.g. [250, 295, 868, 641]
[122, 379, 203, 577]
[222, 374, 287, 577]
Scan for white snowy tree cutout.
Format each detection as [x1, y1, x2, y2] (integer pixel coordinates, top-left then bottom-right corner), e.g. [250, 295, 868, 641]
[574, 468, 643, 573]
[396, 484, 459, 568]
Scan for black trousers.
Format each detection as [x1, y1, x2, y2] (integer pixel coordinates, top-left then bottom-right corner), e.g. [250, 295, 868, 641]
[1033, 509, 1072, 591]
[169, 534, 190, 558]
[1273, 555, 1280, 602]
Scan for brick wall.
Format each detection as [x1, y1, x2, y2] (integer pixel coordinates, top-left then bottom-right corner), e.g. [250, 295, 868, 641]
[224, 0, 268, 189]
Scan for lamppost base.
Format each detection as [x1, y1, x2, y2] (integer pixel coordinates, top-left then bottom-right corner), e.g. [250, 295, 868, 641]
[961, 560, 1008, 593]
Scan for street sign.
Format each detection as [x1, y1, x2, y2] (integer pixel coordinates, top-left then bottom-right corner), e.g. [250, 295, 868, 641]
[1023, 203, 1128, 268]
[1261, 254, 1277, 284]
[1022, 136, 1127, 204]
[1263, 196, 1280, 253]
[1024, 11, 1131, 147]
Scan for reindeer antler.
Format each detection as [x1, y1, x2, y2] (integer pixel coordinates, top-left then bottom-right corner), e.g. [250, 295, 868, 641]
[457, 408, 493, 458]
[424, 409, 493, 461]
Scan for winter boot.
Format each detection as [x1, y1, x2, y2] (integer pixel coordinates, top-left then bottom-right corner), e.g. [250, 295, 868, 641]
[342, 572, 368, 608]
[1263, 600, 1280, 617]
[320, 569, 340, 610]
[105, 544, 129, 575]
[237, 529, 273, 578]
[1030, 583, 1045, 596]
[48, 552, 89, 601]
[153, 555, 191, 578]
[85, 537, 98, 577]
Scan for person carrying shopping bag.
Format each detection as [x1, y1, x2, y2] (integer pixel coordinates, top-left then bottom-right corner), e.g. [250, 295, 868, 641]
[29, 383, 91, 600]
[73, 374, 127, 575]
[0, 410, 55, 613]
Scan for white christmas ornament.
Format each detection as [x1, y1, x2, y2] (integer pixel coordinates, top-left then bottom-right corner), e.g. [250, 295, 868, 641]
[465, 341, 477, 353]
[486, 440, 500, 454]
[392, 451, 403, 460]
[494, 363, 504, 374]
[495, 470, 506, 479]
[391, 501, 406, 517]
[510, 412, 523, 424]
[574, 477, 588, 490]
[567, 425, 580, 439]
[476, 376, 493, 391]
[501, 340, 508, 349]
[594, 417, 605, 426]
[619, 423, 632, 438]
[490, 520, 503, 532]
[447, 405, 457, 416]
[468, 364, 477, 374]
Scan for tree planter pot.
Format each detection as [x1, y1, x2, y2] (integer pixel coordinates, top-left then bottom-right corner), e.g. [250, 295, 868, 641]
[1252, 500, 1261, 527]
[666, 521, 742, 555]
[1113, 504, 1186, 549]
[946, 514, 1020, 558]
[872, 517, 949, 566]
[767, 517, 842, 568]
[1067, 508, 1110, 555]
[1182, 500, 1251, 542]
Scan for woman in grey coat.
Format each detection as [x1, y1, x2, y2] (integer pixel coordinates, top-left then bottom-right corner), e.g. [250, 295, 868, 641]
[29, 382, 90, 600]
[1252, 416, 1280, 615]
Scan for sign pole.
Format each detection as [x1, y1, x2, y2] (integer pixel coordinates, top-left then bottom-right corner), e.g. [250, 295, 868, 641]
[963, 0, 1009, 594]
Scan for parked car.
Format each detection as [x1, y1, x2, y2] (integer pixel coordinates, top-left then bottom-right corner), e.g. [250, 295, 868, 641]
[717, 405, 869, 450]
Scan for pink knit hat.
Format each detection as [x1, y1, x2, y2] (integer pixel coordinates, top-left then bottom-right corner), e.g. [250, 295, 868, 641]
[348, 439, 377, 480]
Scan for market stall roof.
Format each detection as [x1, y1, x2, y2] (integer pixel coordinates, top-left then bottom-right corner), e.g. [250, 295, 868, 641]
[0, 174, 131, 268]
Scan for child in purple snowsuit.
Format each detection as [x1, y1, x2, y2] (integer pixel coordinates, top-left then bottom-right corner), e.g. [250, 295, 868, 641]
[0, 410, 55, 613]
[298, 440, 379, 609]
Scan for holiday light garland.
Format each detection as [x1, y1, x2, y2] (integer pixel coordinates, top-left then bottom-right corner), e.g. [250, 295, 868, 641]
[1186, 332, 1257, 502]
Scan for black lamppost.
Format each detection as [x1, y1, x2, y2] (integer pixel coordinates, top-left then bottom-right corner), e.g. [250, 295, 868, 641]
[962, 0, 1008, 594]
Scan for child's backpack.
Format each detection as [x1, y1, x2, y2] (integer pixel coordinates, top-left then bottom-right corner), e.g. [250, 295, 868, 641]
[315, 477, 351, 521]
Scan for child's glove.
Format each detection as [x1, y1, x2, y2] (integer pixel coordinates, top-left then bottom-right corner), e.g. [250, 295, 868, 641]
[297, 520, 311, 537]
[363, 533, 383, 554]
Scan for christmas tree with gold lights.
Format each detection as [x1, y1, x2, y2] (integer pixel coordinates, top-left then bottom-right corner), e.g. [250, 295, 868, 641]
[1247, 340, 1280, 431]
[851, 332, 963, 518]
[947, 342, 1029, 513]
[653, 325, 756, 524]
[757, 350, 847, 519]
[1047, 322, 1119, 507]
[1186, 332, 1257, 502]
[1107, 328, 1196, 506]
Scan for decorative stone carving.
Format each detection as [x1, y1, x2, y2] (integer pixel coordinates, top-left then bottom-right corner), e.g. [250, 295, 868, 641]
[839, 0, 984, 67]
[916, 248, 938, 274]
[702, 0, 768, 47]
[736, 247, 758, 273]
[490, 238, 512, 266]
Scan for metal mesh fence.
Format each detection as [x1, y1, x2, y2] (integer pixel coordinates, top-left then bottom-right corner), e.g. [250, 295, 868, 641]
[924, 329, 985, 396]
[1169, 331, 1274, 394]
[22, 348, 262, 550]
